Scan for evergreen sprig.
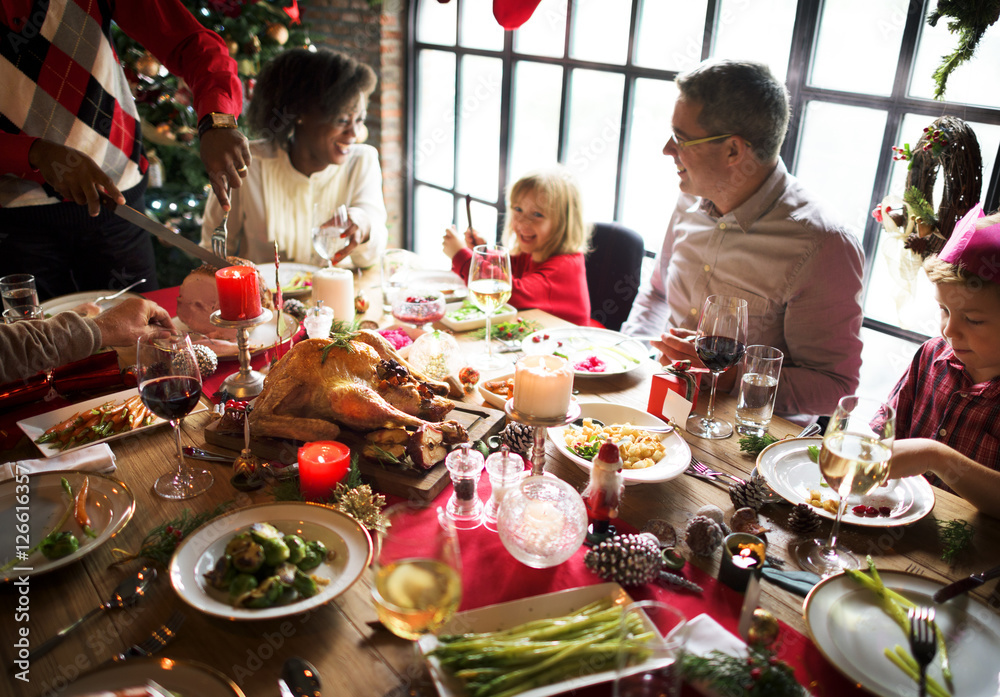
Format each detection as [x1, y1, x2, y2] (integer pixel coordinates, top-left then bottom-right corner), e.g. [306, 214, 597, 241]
[935, 518, 975, 564]
[111, 502, 233, 568]
[738, 433, 779, 456]
[903, 186, 938, 227]
[681, 647, 806, 697]
[927, 0, 1000, 99]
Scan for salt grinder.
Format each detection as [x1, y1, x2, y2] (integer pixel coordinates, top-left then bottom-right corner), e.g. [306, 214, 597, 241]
[483, 445, 525, 532]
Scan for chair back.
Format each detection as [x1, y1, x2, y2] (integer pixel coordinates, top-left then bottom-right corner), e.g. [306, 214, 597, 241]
[585, 222, 645, 330]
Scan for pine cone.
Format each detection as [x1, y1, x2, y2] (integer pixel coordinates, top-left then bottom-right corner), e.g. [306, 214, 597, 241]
[192, 344, 218, 377]
[685, 515, 724, 557]
[500, 422, 533, 456]
[283, 298, 308, 321]
[584, 533, 663, 585]
[787, 503, 822, 535]
[728, 476, 771, 512]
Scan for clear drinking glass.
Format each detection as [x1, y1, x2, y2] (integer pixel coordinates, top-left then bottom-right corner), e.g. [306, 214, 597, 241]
[1, 274, 40, 317]
[136, 333, 213, 500]
[796, 395, 895, 576]
[380, 249, 415, 312]
[468, 244, 512, 370]
[311, 203, 349, 266]
[371, 503, 462, 640]
[686, 295, 748, 439]
[614, 601, 688, 697]
[735, 345, 784, 437]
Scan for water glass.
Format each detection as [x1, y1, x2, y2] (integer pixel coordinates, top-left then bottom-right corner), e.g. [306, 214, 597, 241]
[381, 248, 415, 312]
[1, 274, 39, 315]
[615, 601, 688, 697]
[735, 345, 784, 437]
[311, 203, 349, 266]
[3, 306, 43, 323]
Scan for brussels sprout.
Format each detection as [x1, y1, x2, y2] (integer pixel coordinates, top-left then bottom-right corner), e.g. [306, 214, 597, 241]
[40, 531, 78, 560]
[261, 537, 290, 567]
[242, 576, 285, 608]
[284, 534, 306, 564]
[276, 585, 300, 606]
[228, 573, 259, 601]
[228, 536, 266, 573]
[204, 556, 236, 590]
[274, 562, 298, 585]
[297, 540, 327, 571]
[292, 570, 320, 598]
[249, 523, 282, 543]
[224, 532, 253, 557]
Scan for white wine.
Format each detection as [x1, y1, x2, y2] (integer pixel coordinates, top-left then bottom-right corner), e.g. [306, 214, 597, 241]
[371, 558, 462, 639]
[468, 278, 512, 315]
[819, 432, 891, 497]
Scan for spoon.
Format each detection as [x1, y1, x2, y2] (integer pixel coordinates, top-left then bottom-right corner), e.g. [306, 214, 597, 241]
[279, 656, 322, 696]
[93, 278, 146, 305]
[24, 566, 156, 663]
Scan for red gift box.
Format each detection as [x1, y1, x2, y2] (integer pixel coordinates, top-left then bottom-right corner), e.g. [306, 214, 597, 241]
[646, 361, 706, 418]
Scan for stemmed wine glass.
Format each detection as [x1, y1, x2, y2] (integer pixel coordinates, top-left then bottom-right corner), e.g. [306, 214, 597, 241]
[136, 333, 213, 500]
[311, 203, 349, 267]
[796, 396, 895, 576]
[686, 295, 748, 439]
[371, 503, 462, 640]
[468, 244, 512, 370]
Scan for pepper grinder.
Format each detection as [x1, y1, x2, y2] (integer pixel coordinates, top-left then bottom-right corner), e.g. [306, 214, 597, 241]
[445, 443, 485, 530]
[482, 446, 525, 532]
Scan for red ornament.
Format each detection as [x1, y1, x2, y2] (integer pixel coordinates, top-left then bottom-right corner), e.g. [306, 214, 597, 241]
[283, 0, 301, 24]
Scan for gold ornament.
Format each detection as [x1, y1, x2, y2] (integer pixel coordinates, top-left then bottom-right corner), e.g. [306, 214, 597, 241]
[747, 608, 780, 648]
[355, 291, 369, 315]
[134, 52, 161, 78]
[226, 37, 239, 56]
[266, 23, 289, 46]
[245, 35, 261, 55]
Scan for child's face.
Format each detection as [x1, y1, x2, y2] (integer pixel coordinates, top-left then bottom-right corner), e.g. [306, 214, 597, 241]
[935, 281, 1000, 383]
[510, 190, 554, 260]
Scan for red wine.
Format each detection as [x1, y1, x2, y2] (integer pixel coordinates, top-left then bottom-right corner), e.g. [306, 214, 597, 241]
[140, 376, 202, 420]
[696, 335, 746, 372]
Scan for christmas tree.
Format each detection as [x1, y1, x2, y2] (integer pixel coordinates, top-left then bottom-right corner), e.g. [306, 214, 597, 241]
[112, 0, 309, 286]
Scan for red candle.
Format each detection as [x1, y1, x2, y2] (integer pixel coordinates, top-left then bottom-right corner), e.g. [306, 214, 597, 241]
[297, 441, 351, 501]
[215, 266, 262, 320]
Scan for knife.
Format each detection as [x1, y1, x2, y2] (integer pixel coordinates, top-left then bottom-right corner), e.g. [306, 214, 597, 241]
[933, 563, 1000, 603]
[100, 194, 229, 268]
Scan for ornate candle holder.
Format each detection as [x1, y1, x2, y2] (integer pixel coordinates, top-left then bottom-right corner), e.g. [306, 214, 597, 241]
[504, 398, 581, 476]
[210, 308, 272, 399]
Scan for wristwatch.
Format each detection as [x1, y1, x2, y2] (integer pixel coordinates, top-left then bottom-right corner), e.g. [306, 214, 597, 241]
[198, 112, 238, 138]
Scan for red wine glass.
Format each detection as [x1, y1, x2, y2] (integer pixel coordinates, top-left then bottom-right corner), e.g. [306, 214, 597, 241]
[136, 333, 213, 499]
[686, 295, 748, 439]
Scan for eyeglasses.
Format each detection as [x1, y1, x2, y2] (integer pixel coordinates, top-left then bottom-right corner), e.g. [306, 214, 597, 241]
[670, 132, 735, 150]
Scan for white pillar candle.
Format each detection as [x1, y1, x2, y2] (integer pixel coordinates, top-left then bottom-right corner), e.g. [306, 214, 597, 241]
[312, 267, 354, 322]
[513, 354, 573, 418]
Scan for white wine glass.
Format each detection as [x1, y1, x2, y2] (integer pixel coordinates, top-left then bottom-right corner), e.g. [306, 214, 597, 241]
[796, 395, 895, 576]
[468, 244, 512, 370]
[686, 295, 748, 439]
[371, 502, 462, 640]
[311, 203, 349, 267]
[136, 333, 213, 500]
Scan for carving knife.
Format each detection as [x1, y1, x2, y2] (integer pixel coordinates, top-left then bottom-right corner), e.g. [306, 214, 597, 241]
[932, 563, 1000, 603]
[100, 194, 229, 268]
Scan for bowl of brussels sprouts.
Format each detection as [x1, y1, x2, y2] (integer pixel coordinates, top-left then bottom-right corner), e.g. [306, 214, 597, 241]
[169, 502, 373, 620]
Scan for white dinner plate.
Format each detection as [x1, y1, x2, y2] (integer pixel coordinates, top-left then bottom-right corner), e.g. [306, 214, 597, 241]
[439, 301, 518, 332]
[406, 270, 468, 300]
[170, 501, 373, 621]
[521, 327, 646, 377]
[17, 388, 207, 459]
[64, 657, 244, 696]
[419, 583, 670, 697]
[548, 402, 690, 485]
[0, 471, 135, 582]
[478, 372, 513, 409]
[40, 290, 143, 317]
[174, 311, 300, 360]
[805, 570, 1000, 697]
[258, 262, 318, 298]
[756, 438, 935, 527]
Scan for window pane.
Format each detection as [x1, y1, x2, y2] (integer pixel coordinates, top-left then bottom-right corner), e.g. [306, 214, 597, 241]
[621, 78, 679, 251]
[865, 228, 938, 333]
[460, 0, 504, 51]
[514, 0, 566, 58]
[569, 0, 631, 65]
[635, 0, 708, 72]
[413, 185, 455, 268]
[795, 101, 886, 233]
[811, 0, 908, 96]
[911, 16, 1000, 108]
[712, 0, 795, 82]
[416, 0, 456, 46]
[456, 56, 503, 201]
[414, 51, 456, 189]
[462, 199, 500, 244]
[510, 61, 562, 180]
[858, 327, 923, 402]
[564, 69, 624, 223]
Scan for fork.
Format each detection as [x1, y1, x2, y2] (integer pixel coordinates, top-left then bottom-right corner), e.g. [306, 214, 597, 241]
[211, 183, 230, 260]
[687, 455, 747, 485]
[93, 278, 146, 304]
[107, 611, 185, 664]
[908, 606, 937, 697]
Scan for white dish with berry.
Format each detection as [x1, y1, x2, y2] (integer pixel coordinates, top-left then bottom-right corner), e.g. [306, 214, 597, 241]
[519, 327, 647, 377]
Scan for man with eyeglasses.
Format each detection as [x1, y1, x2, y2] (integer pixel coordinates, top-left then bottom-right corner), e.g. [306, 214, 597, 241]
[622, 59, 864, 422]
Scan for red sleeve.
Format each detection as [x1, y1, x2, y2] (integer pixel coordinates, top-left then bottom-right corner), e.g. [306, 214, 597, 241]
[507, 253, 591, 326]
[112, 0, 242, 118]
[451, 247, 473, 282]
[0, 133, 43, 180]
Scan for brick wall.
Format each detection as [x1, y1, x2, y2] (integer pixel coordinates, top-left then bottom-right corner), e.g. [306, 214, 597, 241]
[304, 0, 407, 247]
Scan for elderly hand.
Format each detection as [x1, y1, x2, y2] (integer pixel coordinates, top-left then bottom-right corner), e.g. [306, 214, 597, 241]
[92, 297, 175, 348]
[28, 140, 125, 217]
[199, 127, 252, 210]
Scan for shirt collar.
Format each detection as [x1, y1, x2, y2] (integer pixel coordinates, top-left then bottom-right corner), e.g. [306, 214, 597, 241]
[932, 340, 1000, 394]
[701, 159, 784, 232]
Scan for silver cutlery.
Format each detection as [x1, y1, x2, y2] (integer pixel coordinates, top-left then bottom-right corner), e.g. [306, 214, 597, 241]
[211, 183, 230, 260]
[933, 563, 1000, 603]
[105, 611, 185, 665]
[93, 278, 146, 304]
[687, 455, 747, 485]
[182, 446, 237, 463]
[24, 567, 156, 663]
[908, 606, 937, 697]
[280, 656, 323, 696]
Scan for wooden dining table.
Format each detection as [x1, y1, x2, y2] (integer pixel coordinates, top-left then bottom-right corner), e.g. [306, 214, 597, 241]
[2, 270, 999, 697]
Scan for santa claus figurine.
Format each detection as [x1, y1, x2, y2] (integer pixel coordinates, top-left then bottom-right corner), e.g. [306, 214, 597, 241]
[582, 439, 624, 544]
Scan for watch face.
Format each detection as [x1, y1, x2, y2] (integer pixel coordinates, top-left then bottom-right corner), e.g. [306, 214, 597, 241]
[211, 114, 237, 127]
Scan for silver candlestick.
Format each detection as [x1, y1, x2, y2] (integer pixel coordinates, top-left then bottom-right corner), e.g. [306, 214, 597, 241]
[504, 399, 581, 476]
[210, 308, 272, 399]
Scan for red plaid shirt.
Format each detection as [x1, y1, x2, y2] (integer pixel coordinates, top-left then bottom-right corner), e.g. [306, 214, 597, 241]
[884, 337, 1000, 472]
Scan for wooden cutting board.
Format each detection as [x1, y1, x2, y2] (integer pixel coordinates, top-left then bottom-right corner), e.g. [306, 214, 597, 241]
[203, 403, 506, 501]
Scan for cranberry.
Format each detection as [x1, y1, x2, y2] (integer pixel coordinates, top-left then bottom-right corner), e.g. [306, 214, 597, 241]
[750, 668, 762, 680]
[557, 341, 563, 347]
[879, 506, 892, 517]
[866, 506, 879, 517]
[543, 334, 550, 340]
[532, 335, 542, 343]
[852, 505, 867, 516]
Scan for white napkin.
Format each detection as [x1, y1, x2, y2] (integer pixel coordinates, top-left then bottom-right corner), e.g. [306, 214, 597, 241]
[686, 613, 748, 659]
[1, 444, 117, 482]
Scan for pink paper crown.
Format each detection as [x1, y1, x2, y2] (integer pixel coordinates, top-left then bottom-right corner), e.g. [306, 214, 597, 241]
[938, 203, 1000, 283]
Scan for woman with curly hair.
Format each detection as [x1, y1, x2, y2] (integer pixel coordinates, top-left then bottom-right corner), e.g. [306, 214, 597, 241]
[201, 48, 387, 267]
